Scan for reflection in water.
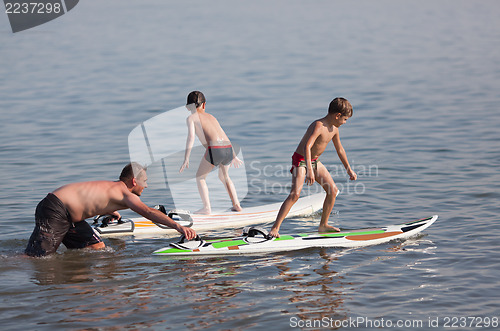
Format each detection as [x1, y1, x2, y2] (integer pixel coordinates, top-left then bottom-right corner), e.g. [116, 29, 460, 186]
[18, 237, 439, 329]
[169, 258, 247, 329]
[30, 249, 121, 286]
[155, 251, 354, 329]
[26, 247, 167, 328]
[275, 249, 348, 326]
[159, 251, 353, 328]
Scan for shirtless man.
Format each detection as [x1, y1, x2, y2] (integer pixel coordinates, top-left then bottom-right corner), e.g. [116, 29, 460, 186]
[179, 91, 242, 214]
[25, 162, 196, 257]
[269, 97, 357, 238]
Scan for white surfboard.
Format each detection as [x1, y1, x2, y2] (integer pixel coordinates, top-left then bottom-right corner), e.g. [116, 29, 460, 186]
[91, 192, 326, 237]
[153, 215, 437, 256]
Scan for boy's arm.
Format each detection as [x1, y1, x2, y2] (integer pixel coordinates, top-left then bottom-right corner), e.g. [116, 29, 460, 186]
[332, 132, 357, 180]
[304, 122, 322, 185]
[180, 117, 196, 172]
[231, 155, 243, 168]
[230, 145, 243, 168]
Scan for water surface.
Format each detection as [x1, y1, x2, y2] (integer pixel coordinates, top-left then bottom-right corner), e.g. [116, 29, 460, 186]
[1, 1, 499, 329]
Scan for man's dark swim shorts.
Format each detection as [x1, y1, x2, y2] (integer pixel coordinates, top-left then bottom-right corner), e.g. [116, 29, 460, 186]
[25, 193, 102, 257]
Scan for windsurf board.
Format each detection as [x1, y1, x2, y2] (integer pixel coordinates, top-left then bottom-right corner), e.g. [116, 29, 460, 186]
[91, 192, 326, 237]
[152, 215, 437, 256]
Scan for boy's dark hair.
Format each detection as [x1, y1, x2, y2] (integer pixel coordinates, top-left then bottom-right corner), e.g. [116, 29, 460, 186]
[186, 91, 206, 108]
[119, 162, 147, 181]
[328, 97, 353, 117]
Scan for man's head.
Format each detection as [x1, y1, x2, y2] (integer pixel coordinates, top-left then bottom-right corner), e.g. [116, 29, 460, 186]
[120, 162, 148, 196]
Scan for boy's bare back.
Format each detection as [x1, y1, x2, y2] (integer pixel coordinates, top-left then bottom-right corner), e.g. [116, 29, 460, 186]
[188, 111, 230, 147]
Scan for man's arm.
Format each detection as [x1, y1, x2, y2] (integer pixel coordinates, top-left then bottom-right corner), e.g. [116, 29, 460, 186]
[332, 132, 357, 180]
[123, 191, 197, 239]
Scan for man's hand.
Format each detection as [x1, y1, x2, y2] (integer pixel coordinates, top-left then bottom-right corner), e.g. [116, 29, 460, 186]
[179, 226, 197, 240]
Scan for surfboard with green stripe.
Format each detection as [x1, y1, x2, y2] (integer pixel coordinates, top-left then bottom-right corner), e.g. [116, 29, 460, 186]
[152, 215, 437, 256]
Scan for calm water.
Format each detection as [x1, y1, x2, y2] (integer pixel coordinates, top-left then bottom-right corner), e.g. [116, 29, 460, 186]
[1, 1, 499, 330]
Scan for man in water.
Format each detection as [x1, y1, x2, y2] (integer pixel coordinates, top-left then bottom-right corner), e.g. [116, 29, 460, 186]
[25, 162, 196, 257]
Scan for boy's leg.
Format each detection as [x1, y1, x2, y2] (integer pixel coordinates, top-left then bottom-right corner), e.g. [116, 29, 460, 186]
[269, 166, 306, 237]
[218, 164, 242, 211]
[195, 158, 215, 214]
[315, 161, 339, 232]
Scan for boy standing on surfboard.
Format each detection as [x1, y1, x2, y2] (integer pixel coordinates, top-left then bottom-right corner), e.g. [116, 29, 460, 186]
[180, 91, 243, 214]
[269, 97, 357, 238]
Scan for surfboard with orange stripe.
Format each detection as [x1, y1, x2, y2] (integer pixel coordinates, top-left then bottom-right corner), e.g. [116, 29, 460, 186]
[91, 192, 326, 237]
[152, 215, 437, 256]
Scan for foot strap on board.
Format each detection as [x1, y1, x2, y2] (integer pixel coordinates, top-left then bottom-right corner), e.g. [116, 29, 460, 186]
[152, 206, 194, 228]
[242, 226, 272, 240]
[170, 235, 205, 250]
[92, 214, 124, 227]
